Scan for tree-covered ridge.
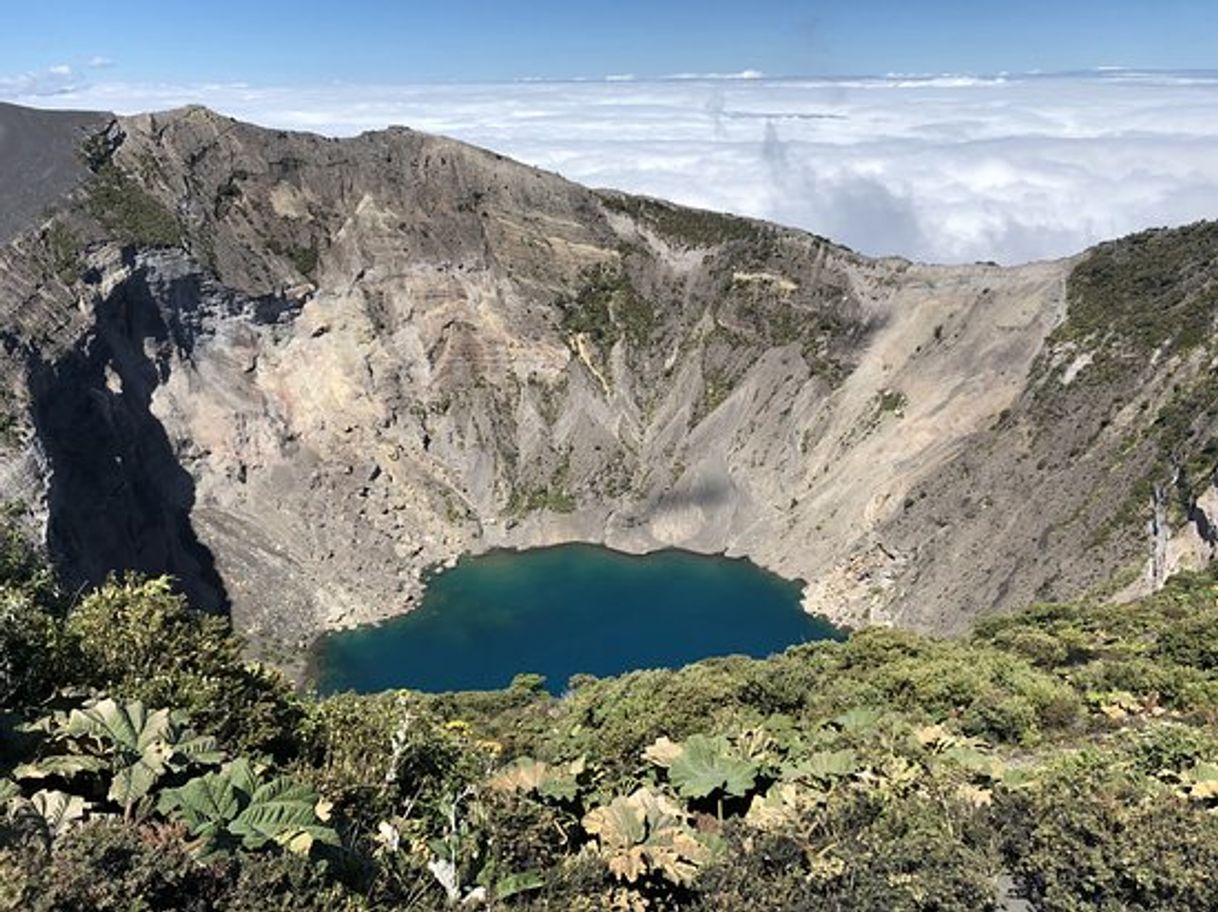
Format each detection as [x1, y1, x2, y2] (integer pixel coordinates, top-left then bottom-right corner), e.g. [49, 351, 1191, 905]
[3, 519, 1218, 910]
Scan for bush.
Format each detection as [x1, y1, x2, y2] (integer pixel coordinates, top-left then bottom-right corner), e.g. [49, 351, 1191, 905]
[0, 586, 60, 711]
[822, 630, 1082, 743]
[22, 819, 227, 912]
[1155, 608, 1218, 670]
[304, 691, 498, 829]
[1000, 754, 1218, 911]
[0, 519, 63, 712]
[64, 575, 304, 758]
[696, 790, 1000, 912]
[223, 850, 365, 912]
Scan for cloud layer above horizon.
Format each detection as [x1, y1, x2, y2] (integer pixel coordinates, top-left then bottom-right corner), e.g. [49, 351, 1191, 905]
[6, 69, 1218, 264]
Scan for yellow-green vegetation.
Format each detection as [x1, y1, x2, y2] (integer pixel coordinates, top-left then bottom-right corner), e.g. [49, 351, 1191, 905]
[506, 487, 577, 515]
[268, 239, 320, 278]
[507, 450, 577, 515]
[1026, 221, 1218, 554]
[560, 264, 654, 348]
[41, 221, 82, 286]
[875, 388, 908, 416]
[1051, 220, 1218, 364]
[85, 162, 182, 248]
[764, 303, 853, 383]
[600, 193, 768, 250]
[3, 514, 1218, 909]
[77, 125, 181, 248]
[692, 367, 733, 425]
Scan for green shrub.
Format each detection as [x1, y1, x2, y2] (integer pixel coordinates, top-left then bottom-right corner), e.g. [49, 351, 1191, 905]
[64, 576, 304, 758]
[22, 819, 228, 912]
[223, 850, 366, 912]
[1155, 608, 1218, 670]
[697, 790, 999, 912]
[1000, 752, 1218, 911]
[304, 691, 497, 830]
[822, 630, 1082, 743]
[0, 587, 60, 712]
[85, 162, 182, 247]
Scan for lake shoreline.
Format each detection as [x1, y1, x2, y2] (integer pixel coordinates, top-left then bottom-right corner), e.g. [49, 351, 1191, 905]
[310, 543, 841, 696]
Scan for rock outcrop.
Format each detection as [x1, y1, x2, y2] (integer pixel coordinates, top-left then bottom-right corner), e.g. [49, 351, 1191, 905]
[1, 103, 1216, 663]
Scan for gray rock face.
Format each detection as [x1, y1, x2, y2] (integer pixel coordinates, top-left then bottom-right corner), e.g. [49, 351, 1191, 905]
[0, 103, 107, 246]
[0, 104, 1214, 664]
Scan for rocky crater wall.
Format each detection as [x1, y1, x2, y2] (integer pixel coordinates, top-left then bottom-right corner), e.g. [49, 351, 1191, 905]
[2, 105, 1216, 663]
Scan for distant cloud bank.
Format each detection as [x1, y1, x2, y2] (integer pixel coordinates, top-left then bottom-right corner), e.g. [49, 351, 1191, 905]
[5, 69, 1218, 264]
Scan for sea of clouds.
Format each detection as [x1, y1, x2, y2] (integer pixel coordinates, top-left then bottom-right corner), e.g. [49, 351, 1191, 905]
[4, 66, 1218, 264]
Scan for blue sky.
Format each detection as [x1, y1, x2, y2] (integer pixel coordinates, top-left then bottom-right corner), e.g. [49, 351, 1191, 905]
[4, 3, 1218, 264]
[3, 0, 1216, 83]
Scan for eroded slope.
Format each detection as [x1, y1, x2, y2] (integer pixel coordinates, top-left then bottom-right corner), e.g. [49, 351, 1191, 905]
[0, 105, 1214, 658]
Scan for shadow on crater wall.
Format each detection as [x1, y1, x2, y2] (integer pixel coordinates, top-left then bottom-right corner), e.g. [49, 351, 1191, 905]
[27, 252, 229, 614]
[655, 476, 736, 512]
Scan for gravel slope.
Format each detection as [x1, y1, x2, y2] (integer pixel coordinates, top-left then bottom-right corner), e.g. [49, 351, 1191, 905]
[0, 101, 109, 245]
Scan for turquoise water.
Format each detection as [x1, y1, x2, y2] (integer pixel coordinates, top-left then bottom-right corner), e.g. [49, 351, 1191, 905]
[314, 544, 841, 695]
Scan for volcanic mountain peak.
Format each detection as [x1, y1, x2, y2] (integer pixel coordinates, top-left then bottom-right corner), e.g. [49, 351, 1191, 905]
[0, 102, 1215, 662]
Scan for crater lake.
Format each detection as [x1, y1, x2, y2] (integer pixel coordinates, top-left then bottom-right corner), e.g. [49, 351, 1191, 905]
[314, 543, 842, 695]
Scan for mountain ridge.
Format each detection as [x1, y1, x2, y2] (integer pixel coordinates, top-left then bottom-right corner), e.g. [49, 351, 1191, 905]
[0, 102, 1215, 665]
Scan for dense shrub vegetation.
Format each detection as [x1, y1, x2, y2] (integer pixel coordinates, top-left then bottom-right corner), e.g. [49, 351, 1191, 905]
[3, 517, 1218, 910]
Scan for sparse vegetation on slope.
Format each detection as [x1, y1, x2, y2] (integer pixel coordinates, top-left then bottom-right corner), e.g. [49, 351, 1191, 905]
[1052, 221, 1218, 363]
[599, 193, 770, 250]
[84, 160, 183, 248]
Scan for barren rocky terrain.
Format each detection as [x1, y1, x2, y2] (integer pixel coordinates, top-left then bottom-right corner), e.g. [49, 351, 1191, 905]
[1, 103, 1215, 664]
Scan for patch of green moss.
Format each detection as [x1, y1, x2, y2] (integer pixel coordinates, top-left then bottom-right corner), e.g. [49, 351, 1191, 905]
[507, 450, 577, 514]
[43, 220, 82, 285]
[1052, 221, 1218, 363]
[692, 367, 734, 426]
[601, 193, 768, 249]
[85, 162, 182, 248]
[268, 240, 320, 277]
[560, 264, 653, 347]
[876, 389, 907, 416]
[507, 486, 576, 515]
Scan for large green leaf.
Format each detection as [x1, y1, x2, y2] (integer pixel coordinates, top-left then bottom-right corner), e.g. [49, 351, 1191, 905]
[783, 749, 858, 784]
[832, 708, 884, 733]
[583, 788, 707, 886]
[162, 759, 337, 855]
[666, 734, 758, 799]
[109, 758, 163, 808]
[583, 793, 648, 852]
[31, 698, 226, 814]
[65, 699, 172, 757]
[488, 756, 586, 803]
[942, 746, 1005, 781]
[23, 789, 87, 843]
[494, 872, 544, 900]
[171, 733, 226, 770]
[229, 778, 339, 850]
[158, 758, 256, 839]
[12, 754, 106, 781]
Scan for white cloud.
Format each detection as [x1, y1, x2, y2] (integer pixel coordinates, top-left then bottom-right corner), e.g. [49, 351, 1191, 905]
[3, 70, 1218, 264]
[87, 56, 115, 69]
[667, 69, 766, 80]
[0, 64, 79, 96]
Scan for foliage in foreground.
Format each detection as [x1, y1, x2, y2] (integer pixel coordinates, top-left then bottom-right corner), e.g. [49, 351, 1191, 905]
[4, 519, 1218, 909]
